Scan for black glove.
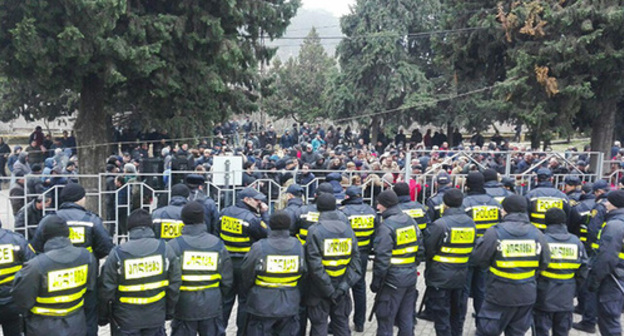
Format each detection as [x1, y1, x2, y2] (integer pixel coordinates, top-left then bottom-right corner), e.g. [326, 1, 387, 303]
[331, 288, 347, 305]
[370, 279, 381, 293]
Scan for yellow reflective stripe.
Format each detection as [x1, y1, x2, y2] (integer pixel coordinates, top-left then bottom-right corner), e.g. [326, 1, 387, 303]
[36, 288, 86, 304]
[0, 265, 22, 276]
[392, 246, 418, 255]
[531, 213, 546, 219]
[257, 275, 301, 283]
[225, 246, 251, 253]
[432, 255, 469, 263]
[418, 223, 427, 230]
[580, 228, 588, 233]
[220, 234, 250, 243]
[541, 271, 574, 280]
[180, 283, 219, 291]
[181, 274, 221, 282]
[495, 260, 539, 268]
[619, 253, 624, 260]
[532, 223, 547, 229]
[591, 243, 599, 250]
[120, 291, 166, 305]
[255, 279, 298, 288]
[31, 299, 84, 316]
[391, 257, 416, 264]
[118, 280, 169, 292]
[440, 247, 473, 254]
[299, 229, 308, 236]
[355, 230, 375, 237]
[548, 263, 581, 270]
[580, 237, 587, 242]
[86, 247, 93, 253]
[475, 224, 495, 229]
[297, 236, 306, 245]
[29, 244, 36, 254]
[322, 258, 351, 267]
[326, 268, 347, 277]
[0, 276, 15, 284]
[489, 267, 535, 280]
[357, 240, 371, 247]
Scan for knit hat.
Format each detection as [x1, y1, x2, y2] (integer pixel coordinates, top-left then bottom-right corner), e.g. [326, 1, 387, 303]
[502, 195, 528, 213]
[42, 215, 70, 242]
[316, 193, 337, 212]
[181, 201, 205, 225]
[545, 208, 567, 226]
[466, 172, 485, 192]
[393, 182, 410, 197]
[60, 183, 86, 203]
[443, 189, 464, 208]
[483, 168, 498, 183]
[127, 209, 153, 231]
[269, 211, 292, 230]
[377, 190, 399, 208]
[171, 184, 190, 198]
[608, 190, 624, 208]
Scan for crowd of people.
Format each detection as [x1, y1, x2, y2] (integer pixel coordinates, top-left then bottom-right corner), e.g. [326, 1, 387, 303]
[3, 122, 624, 336]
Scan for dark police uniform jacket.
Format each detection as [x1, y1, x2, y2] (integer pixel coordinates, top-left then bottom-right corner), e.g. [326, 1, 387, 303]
[484, 180, 514, 204]
[32, 203, 114, 259]
[426, 186, 453, 222]
[283, 197, 304, 229]
[168, 224, 233, 320]
[424, 207, 476, 289]
[98, 227, 181, 330]
[568, 193, 595, 247]
[463, 192, 502, 238]
[188, 189, 220, 234]
[472, 212, 550, 307]
[588, 193, 608, 251]
[535, 224, 588, 312]
[372, 206, 424, 290]
[12, 237, 97, 336]
[242, 230, 306, 318]
[0, 227, 34, 306]
[525, 182, 570, 231]
[397, 195, 430, 233]
[305, 210, 361, 304]
[216, 201, 269, 259]
[340, 197, 378, 254]
[152, 196, 188, 241]
[587, 209, 624, 289]
[293, 202, 348, 245]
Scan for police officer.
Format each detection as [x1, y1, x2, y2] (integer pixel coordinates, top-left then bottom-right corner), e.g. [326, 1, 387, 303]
[462, 172, 502, 318]
[292, 182, 336, 245]
[568, 183, 595, 246]
[534, 208, 588, 336]
[394, 182, 430, 232]
[216, 187, 270, 336]
[12, 215, 97, 336]
[472, 195, 550, 335]
[586, 190, 624, 335]
[371, 190, 423, 336]
[283, 184, 305, 226]
[186, 174, 220, 234]
[31, 182, 113, 336]
[98, 209, 182, 335]
[0, 219, 34, 335]
[152, 184, 189, 241]
[425, 189, 475, 336]
[340, 185, 378, 332]
[573, 179, 610, 333]
[483, 168, 513, 204]
[242, 211, 307, 335]
[306, 193, 361, 336]
[426, 172, 454, 222]
[168, 201, 234, 336]
[563, 175, 582, 206]
[525, 168, 570, 231]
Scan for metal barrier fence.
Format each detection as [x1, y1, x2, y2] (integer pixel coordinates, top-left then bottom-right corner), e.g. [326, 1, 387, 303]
[0, 150, 611, 243]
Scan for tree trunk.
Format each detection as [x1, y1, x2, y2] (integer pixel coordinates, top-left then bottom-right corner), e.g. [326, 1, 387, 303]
[75, 74, 112, 212]
[446, 122, 453, 147]
[590, 99, 617, 174]
[371, 116, 380, 145]
[530, 130, 540, 151]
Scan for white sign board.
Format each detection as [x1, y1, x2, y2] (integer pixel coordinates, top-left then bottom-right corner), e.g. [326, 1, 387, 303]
[212, 156, 243, 186]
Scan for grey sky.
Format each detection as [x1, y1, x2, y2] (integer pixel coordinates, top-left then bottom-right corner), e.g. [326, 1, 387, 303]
[302, 0, 355, 16]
